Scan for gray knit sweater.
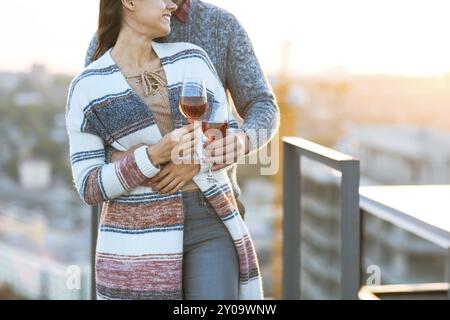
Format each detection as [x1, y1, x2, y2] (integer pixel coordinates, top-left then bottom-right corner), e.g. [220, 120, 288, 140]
[84, 0, 280, 199]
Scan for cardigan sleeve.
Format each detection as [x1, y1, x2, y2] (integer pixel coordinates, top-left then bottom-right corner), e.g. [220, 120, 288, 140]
[66, 82, 160, 206]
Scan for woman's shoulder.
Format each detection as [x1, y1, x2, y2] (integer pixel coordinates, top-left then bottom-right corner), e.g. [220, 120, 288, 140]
[73, 50, 117, 81]
[68, 50, 119, 97]
[153, 42, 215, 76]
[67, 50, 119, 112]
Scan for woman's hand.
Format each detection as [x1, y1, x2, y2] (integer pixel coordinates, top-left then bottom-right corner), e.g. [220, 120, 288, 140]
[146, 123, 199, 166]
[146, 162, 201, 194]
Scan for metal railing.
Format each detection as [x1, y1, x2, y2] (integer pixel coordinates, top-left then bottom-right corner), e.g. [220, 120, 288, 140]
[359, 283, 450, 300]
[88, 138, 448, 300]
[90, 205, 100, 300]
[282, 136, 360, 299]
[359, 186, 450, 300]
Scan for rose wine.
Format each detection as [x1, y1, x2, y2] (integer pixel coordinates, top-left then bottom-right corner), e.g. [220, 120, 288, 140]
[202, 121, 229, 143]
[179, 96, 208, 123]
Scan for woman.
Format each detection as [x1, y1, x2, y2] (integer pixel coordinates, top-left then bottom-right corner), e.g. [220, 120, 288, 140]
[66, 0, 263, 300]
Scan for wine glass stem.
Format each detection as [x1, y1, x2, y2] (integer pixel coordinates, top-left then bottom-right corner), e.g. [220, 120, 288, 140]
[208, 163, 213, 178]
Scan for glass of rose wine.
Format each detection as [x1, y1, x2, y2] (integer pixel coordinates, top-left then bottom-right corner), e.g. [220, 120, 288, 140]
[178, 78, 208, 164]
[201, 100, 230, 183]
[179, 78, 208, 123]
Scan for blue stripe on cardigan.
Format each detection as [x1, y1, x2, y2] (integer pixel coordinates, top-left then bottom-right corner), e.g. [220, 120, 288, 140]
[80, 89, 134, 131]
[114, 193, 181, 204]
[100, 224, 184, 234]
[67, 65, 120, 114]
[98, 169, 109, 201]
[160, 49, 217, 77]
[82, 89, 133, 113]
[71, 149, 104, 164]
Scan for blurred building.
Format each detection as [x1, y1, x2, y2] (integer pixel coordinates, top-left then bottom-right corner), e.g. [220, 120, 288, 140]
[0, 210, 46, 246]
[29, 64, 51, 90]
[0, 173, 91, 300]
[0, 72, 21, 93]
[0, 242, 90, 300]
[13, 92, 45, 107]
[238, 178, 276, 296]
[18, 156, 52, 190]
[300, 159, 342, 299]
[299, 125, 450, 299]
[337, 126, 450, 184]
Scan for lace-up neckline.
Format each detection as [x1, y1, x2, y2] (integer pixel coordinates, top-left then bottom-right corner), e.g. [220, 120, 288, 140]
[125, 66, 166, 97]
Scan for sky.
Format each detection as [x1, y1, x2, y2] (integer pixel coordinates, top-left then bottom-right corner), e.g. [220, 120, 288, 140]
[1, 0, 450, 76]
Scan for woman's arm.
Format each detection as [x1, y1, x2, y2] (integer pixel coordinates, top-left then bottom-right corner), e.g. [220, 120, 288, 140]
[109, 141, 203, 194]
[66, 85, 162, 205]
[108, 125, 198, 164]
[109, 144, 146, 162]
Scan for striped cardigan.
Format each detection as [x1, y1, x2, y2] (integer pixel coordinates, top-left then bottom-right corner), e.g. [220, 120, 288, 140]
[66, 42, 263, 300]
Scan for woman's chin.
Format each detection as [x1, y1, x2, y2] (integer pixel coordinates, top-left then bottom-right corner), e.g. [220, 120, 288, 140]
[156, 27, 171, 38]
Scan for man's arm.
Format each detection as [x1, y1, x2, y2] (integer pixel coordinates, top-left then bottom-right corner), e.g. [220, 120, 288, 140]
[84, 34, 98, 67]
[224, 13, 280, 153]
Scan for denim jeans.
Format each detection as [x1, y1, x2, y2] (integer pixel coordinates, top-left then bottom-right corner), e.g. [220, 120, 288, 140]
[182, 190, 239, 300]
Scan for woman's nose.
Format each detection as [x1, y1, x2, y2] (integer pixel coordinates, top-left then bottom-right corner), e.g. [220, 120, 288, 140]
[166, 0, 178, 12]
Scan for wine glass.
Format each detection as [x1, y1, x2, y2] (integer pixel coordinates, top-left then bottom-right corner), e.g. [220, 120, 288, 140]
[178, 78, 208, 164]
[179, 78, 208, 124]
[201, 100, 230, 183]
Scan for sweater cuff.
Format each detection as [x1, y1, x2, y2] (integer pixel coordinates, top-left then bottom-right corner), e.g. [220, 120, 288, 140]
[241, 126, 260, 154]
[134, 145, 161, 178]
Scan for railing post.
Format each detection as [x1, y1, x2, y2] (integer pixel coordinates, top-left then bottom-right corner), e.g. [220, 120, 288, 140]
[282, 142, 301, 299]
[447, 247, 450, 300]
[90, 205, 100, 300]
[359, 208, 366, 292]
[340, 160, 360, 300]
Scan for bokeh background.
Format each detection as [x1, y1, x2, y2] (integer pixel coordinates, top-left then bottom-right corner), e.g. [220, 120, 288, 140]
[1, 0, 450, 299]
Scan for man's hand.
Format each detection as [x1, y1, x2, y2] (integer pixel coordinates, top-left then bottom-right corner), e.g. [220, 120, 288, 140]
[146, 162, 201, 194]
[204, 131, 250, 171]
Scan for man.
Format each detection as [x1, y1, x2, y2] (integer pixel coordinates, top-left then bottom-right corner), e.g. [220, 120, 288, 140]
[85, 0, 280, 216]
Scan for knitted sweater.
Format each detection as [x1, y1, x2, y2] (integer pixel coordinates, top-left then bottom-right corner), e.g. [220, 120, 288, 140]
[85, 0, 280, 199]
[124, 66, 198, 192]
[66, 42, 263, 299]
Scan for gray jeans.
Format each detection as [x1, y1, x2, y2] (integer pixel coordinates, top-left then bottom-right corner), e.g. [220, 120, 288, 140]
[182, 190, 239, 300]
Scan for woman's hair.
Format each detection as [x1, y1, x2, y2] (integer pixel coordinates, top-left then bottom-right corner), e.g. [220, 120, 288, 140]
[92, 0, 124, 61]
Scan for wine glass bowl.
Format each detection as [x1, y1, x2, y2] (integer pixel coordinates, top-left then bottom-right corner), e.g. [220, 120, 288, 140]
[201, 103, 229, 148]
[179, 78, 208, 124]
[202, 121, 229, 146]
[178, 78, 231, 184]
[200, 101, 231, 183]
